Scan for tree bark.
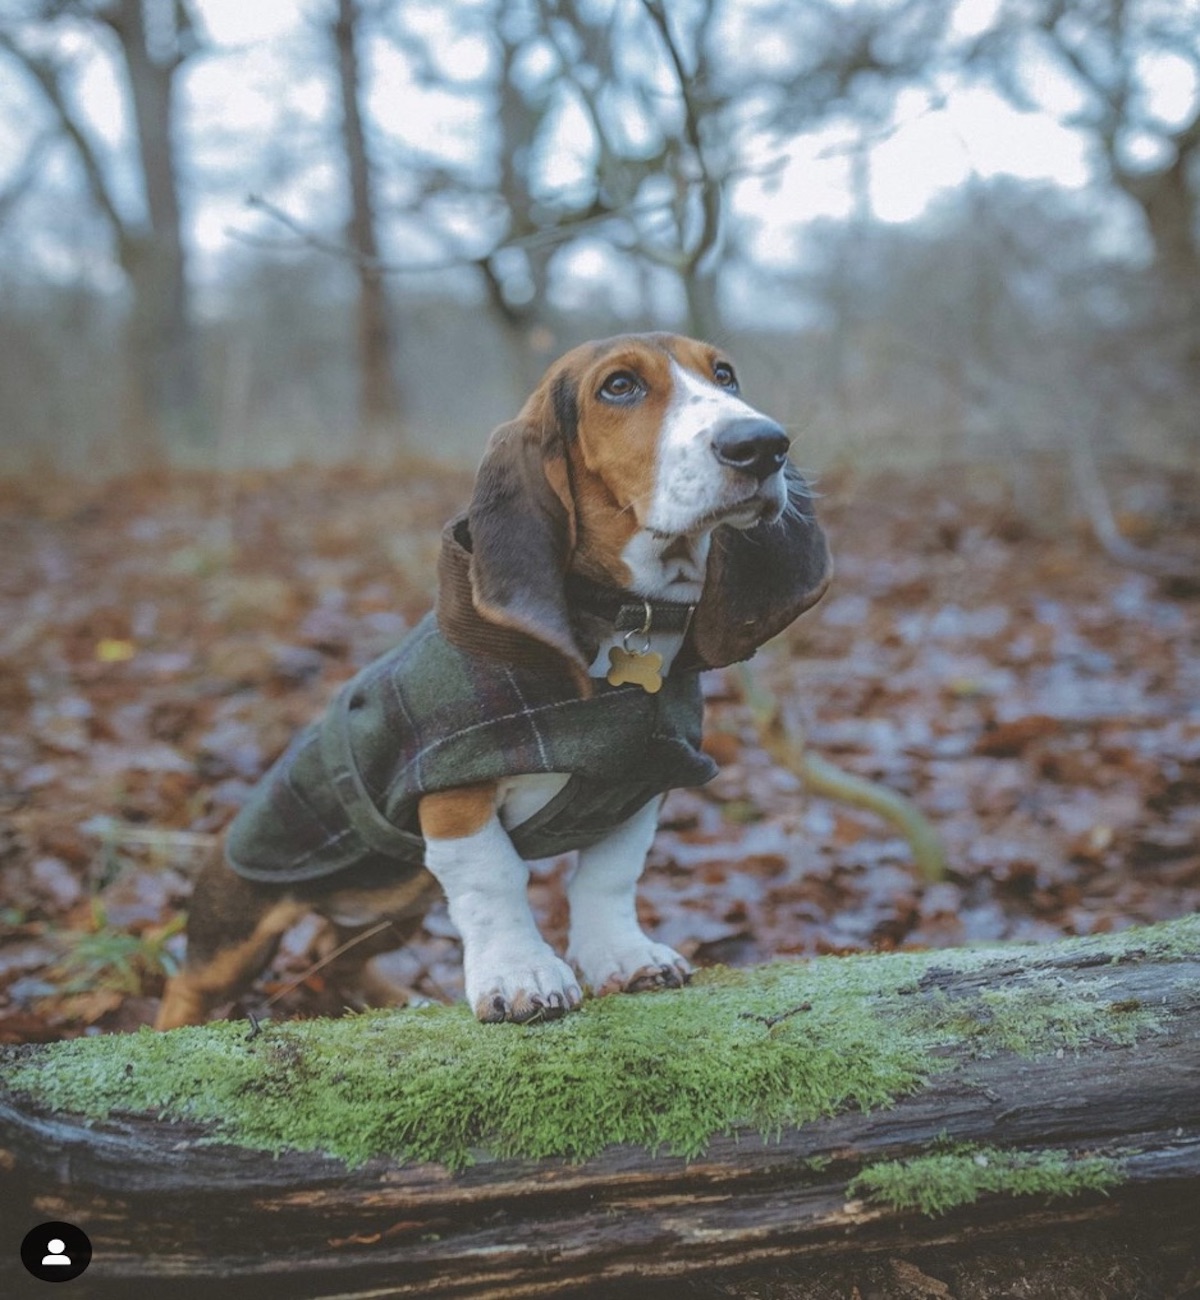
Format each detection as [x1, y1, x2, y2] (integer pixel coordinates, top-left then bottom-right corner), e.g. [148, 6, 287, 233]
[332, 0, 402, 440]
[1117, 141, 1200, 388]
[110, 0, 205, 449]
[2, 937, 1197, 1298]
[0, 4, 205, 451]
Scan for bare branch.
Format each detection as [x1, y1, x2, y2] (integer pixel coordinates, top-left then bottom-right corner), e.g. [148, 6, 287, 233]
[639, 0, 722, 272]
[241, 194, 436, 271]
[0, 129, 55, 224]
[241, 187, 690, 276]
[0, 29, 128, 241]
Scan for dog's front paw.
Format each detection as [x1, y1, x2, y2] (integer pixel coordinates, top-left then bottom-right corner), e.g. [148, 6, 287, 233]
[466, 950, 583, 1024]
[569, 937, 692, 998]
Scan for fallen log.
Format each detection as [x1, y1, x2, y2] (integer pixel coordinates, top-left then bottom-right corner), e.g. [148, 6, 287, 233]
[2, 916, 1197, 1298]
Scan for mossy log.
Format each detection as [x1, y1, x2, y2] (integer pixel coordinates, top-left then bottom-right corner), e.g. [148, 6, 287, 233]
[2, 919, 1198, 1298]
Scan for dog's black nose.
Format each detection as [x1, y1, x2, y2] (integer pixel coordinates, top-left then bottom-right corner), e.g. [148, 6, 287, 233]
[712, 419, 790, 481]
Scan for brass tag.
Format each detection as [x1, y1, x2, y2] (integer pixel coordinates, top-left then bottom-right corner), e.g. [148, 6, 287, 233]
[607, 646, 664, 694]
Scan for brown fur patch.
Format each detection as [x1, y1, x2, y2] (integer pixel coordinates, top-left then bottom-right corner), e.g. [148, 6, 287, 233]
[667, 336, 732, 383]
[544, 334, 735, 587]
[565, 343, 669, 585]
[418, 782, 498, 840]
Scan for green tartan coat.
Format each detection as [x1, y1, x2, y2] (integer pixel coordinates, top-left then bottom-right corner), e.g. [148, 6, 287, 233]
[226, 471, 831, 886]
[224, 612, 717, 883]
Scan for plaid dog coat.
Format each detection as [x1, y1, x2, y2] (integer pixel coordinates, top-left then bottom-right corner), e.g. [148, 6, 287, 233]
[226, 483, 830, 886]
[225, 611, 715, 883]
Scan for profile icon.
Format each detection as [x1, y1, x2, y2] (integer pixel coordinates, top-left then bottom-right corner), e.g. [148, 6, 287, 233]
[20, 1221, 92, 1282]
[42, 1238, 72, 1266]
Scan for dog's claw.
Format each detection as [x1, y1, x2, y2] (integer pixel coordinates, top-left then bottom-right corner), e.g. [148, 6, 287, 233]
[623, 962, 690, 993]
[471, 967, 583, 1023]
[478, 993, 510, 1023]
[582, 943, 693, 997]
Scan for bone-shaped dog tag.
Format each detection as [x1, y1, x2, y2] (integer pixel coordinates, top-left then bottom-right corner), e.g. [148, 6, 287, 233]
[607, 646, 664, 694]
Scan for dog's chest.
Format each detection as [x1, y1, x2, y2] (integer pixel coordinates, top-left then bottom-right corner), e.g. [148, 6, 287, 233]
[497, 772, 570, 830]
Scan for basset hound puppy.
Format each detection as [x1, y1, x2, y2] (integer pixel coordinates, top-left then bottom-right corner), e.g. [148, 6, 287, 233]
[156, 332, 831, 1030]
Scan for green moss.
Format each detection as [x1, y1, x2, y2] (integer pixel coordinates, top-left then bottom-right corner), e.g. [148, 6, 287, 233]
[1, 964, 928, 1169]
[911, 977, 1163, 1056]
[848, 1146, 1125, 1216]
[2, 915, 1194, 1170]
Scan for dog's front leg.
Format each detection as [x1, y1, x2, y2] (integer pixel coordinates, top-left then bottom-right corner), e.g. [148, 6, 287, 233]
[420, 787, 581, 1023]
[566, 797, 691, 996]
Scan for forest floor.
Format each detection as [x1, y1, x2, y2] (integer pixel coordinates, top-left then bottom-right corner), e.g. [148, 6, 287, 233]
[0, 459, 1197, 1043]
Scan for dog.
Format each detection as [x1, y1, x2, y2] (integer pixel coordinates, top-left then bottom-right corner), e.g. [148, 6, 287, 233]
[155, 333, 830, 1030]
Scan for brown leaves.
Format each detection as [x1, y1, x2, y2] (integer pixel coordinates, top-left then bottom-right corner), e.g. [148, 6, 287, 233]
[972, 713, 1060, 758]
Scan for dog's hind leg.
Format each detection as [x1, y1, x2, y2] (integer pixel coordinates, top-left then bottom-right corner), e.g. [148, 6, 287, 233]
[155, 849, 306, 1030]
[310, 868, 442, 1008]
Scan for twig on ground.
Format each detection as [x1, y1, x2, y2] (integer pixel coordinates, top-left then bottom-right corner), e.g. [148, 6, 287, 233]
[734, 662, 947, 882]
[1067, 430, 1195, 582]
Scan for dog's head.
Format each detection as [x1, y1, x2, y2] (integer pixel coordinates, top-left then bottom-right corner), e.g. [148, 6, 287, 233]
[442, 333, 831, 691]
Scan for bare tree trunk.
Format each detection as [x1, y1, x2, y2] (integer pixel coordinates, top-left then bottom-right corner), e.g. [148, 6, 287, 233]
[681, 268, 720, 341]
[333, 0, 402, 443]
[479, 258, 546, 405]
[111, 0, 206, 449]
[475, 36, 555, 400]
[0, 3, 206, 455]
[1125, 151, 1200, 384]
[1102, 77, 1200, 387]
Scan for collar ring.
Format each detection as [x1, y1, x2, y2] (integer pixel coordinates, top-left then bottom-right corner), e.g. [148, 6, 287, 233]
[621, 599, 654, 655]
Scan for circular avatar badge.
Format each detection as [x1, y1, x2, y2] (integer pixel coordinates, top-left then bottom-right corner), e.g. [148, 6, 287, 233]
[20, 1222, 92, 1283]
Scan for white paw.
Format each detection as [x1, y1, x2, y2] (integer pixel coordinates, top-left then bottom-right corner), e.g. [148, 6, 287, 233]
[466, 948, 583, 1023]
[569, 935, 692, 997]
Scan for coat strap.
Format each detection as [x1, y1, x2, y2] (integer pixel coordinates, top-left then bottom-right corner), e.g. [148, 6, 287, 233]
[319, 679, 425, 860]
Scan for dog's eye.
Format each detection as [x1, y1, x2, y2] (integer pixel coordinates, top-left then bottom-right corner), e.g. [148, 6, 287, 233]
[599, 371, 642, 402]
[713, 362, 738, 390]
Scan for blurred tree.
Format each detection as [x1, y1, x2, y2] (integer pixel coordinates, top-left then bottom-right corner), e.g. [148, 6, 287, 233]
[555, 0, 958, 335]
[795, 180, 1154, 446]
[239, 0, 966, 399]
[0, 0, 208, 451]
[3, 0, 1191, 477]
[978, 0, 1200, 381]
[370, 0, 953, 348]
[330, 0, 404, 436]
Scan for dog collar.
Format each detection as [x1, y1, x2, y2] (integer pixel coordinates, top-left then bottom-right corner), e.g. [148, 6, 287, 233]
[566, 574, 698, 695]
[563, 572, 697, 635]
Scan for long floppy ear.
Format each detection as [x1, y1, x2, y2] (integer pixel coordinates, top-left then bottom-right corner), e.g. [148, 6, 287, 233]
[683, 464, 832, 670]
[461, 376, 589, 690]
